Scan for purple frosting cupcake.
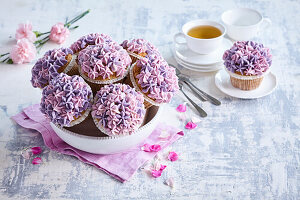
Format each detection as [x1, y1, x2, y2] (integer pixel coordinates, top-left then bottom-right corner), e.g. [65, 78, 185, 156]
[223, 41, 272, 90]
[91, 83, 145, 136]
[31, 48, 74, 89]
[70, 33, 114, 53]
[40, 73, 93, 127]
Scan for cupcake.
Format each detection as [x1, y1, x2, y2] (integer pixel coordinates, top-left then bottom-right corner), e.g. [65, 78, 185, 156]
[223, 41, 272, 90]
[77, 43, 132, 92]
[40, 73, 93, 127]
[91, 83, 145, 136]
[129, 53, 179, 108]
[31, 48, 76, 89]
[120, 38, 160, 63]
[70, 33, 113, 54]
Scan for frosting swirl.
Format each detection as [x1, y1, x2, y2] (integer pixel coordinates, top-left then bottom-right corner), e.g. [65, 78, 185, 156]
[223, 41, 272, 76]
[70, 33, 113, 53]
[78, 43, 131, 80]
[121, 38, 159, 55]
[92, 83, 145, 136]
[135, 53, 179, 103]
[40, 73, 92, 127]
[31, 47, 73, 88]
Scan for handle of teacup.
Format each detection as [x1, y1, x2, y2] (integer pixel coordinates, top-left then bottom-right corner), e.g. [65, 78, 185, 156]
[260, 17, 272, 30]
[173, 33, 186, 45]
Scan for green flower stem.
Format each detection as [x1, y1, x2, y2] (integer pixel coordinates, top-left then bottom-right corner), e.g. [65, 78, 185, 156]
[0, 53, 9, 58]
[64, 9, 90, 28]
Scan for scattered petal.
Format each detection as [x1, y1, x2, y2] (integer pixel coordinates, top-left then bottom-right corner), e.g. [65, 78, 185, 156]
[178, 114, 187, 121]
[153, 160, 161, 171]
[165, 177, 175, 188]
[191, 116, 201, 123]
[168, 151, 179, 162]
[31, 147, 42, 155]
[21, 149, 31, 159]
[159, 130, 171, 139]
[141, 144, 151, 152]
[149, 144, 161, 152]
[32, 157, 42, 165]
[151, 164, 167, 178]
[176, 102, 187, 112]
[160, 164, 167, 171]
[177, 131, 184, 136]
[155, 152, 163, 161]
[185, 121, 197, 129]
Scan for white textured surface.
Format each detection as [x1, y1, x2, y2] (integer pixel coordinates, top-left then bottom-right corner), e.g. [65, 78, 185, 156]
[0, 0, 299, 199]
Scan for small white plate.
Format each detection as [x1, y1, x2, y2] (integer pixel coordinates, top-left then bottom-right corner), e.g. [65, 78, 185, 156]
[174, 38, 232, 66]
[215, 68, 277, 99]
[175, 55, 223, 72]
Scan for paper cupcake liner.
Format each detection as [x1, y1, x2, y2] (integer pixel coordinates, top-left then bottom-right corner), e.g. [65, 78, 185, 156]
[91, 95, 144, 137]
[127, 51, 145, 63]
[63, 54, 78, 74]
[225, 68, 268, 90]
[129, 64, 161, 107]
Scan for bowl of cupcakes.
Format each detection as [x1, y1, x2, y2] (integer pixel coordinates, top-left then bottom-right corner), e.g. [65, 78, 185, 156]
[30, 34, 179, 154]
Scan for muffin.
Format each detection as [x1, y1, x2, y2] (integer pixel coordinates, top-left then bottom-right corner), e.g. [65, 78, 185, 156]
[31, 48, 76, 89]
[40, 73, 93, 127]
[129, 53, 179, 108]
[223, 41, 272, 90]
[70, 33, 113, 54]
[91, 83, 145, 136]
[120, 38, 160, 63]
[77, 43, 132, 92]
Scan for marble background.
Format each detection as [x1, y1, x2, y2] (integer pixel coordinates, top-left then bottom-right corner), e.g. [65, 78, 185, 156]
[0, 0, 299, 199]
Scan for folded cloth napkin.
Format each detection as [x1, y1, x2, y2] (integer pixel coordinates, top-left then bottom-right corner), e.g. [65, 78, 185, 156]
[11, 104, 181, 182]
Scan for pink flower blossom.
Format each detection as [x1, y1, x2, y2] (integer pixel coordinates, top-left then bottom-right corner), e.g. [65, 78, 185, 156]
[185, 121, 197, 129]
[32, 157, 42, 165]
[151, 164, 167, 178]
[165, 177, 175, 188]
[31, 147, 42, 155]
[177, 131, 184, 136]
[49, 22, 70, 44]
[141, 144, 161, 152]
[10, 38, 36, 64]
[176, 102, 187, 112]
[168, 151, 179, 162]
[15, 22, 36, 42]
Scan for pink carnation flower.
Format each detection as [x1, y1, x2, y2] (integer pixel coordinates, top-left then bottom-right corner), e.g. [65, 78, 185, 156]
[49, 22, 70, 44]
[15, 22, 36, 42]
[10, 38, 36, 64]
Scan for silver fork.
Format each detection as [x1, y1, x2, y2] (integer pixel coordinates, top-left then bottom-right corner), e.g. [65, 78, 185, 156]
[179, 81, 207, 118]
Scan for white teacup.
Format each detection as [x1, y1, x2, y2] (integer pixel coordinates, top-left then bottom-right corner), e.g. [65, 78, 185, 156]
[174, 20, 226, 54]
[222, 8, 272, 41]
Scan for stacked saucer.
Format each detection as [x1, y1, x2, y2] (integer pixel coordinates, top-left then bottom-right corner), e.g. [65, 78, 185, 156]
[174, 38, 232, 72]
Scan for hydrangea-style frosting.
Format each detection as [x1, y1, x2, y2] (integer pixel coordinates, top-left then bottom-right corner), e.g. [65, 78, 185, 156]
[121, 38, 159, 55]
[31, 48, 73, 88]
[135, 53, 179, 103]
[78, 43, 131, 80]
[70, 33, 113, 53]
[92, 83, 145, 136]
[223, 41, 272, 76]
[40, 73, 92, 127]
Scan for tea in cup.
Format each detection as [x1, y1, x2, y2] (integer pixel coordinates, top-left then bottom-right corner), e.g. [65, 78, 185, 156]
[221, 8, 272, 41]
[174, 20, 226, 54]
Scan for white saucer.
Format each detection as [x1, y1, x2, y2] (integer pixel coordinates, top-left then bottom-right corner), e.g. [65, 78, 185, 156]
[175, 38, 232, 66]
[175, 55, 223, 72]
[215, 68, 277, 99]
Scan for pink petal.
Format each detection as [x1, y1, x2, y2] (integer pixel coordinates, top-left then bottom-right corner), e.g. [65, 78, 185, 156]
[151, 169, 163, 178]
[141, 144, 151, 152]
[160, 164, 167, 171]
[165, 177, 175, 188]
[177, 131, 184, 136]
[176, 102, 187, 112]
[32, 157, 42, 165]
[31, 147, 42, 155]
[185, 121, 197, 129]
[149, 144, 161, 152]
[168, 151, 179, 162]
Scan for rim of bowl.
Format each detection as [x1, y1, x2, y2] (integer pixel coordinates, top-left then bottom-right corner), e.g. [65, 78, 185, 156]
[221, 8, 263, 28]
[51, 105, 163, 140]
[182, 19, 227, 41]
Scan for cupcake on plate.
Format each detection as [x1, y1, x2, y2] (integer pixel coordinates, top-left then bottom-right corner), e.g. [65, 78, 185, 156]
[40, 73, 93, 127]
[31, 47, 76, 89]
[129, 53, 179, 108]
[120, 38, 160, 63]
[70, 33, 114, 54]
[223, 41, 272, 90]
[77, 43, 132, 92]
[91, 83, 145, 136]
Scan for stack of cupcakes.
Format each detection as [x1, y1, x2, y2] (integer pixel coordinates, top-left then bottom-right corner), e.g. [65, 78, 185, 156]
[31, 33, 179, 137]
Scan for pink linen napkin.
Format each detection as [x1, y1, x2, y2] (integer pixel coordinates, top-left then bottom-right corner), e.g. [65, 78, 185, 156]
[11, 104, 181, 182]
